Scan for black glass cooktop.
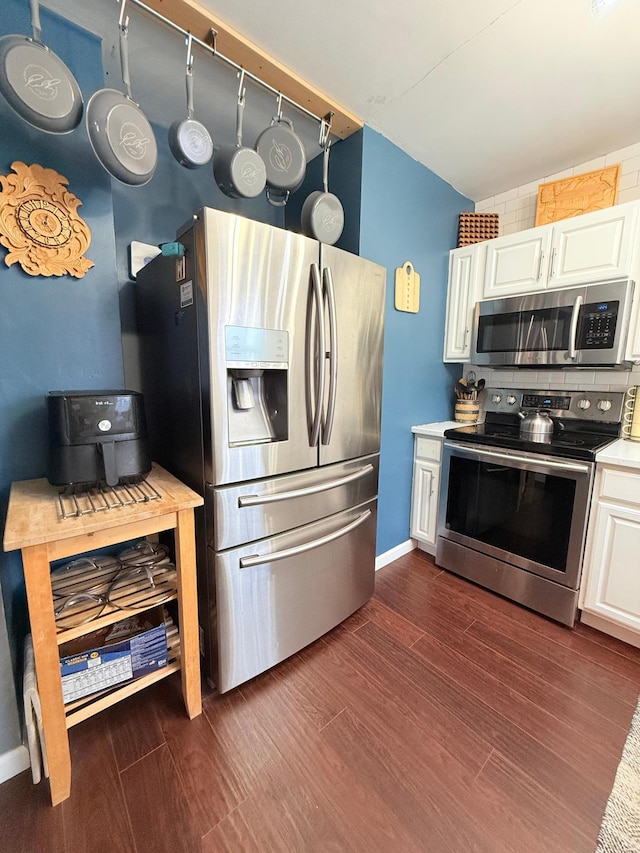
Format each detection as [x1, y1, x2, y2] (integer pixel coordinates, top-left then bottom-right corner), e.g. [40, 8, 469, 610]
[444, 417, 619, 461]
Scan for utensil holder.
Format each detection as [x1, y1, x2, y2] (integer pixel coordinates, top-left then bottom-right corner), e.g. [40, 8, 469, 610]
[454, 400, 480, 423]
[622, 385, 640, 441]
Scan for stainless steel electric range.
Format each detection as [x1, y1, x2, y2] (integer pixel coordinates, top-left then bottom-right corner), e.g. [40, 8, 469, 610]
[436, 388, 624, 626]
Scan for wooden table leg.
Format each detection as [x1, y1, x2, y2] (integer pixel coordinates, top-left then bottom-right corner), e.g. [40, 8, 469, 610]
[174, 508, 202, 719]
[21, 543, 71, 806]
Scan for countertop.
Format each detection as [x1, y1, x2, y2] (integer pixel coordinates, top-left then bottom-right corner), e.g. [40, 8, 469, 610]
[596, 438, 640, 470]
[3, 462, 203, 552]
[412, 421, 473, 437]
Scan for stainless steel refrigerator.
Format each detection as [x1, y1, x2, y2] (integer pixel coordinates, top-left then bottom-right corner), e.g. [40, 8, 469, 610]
[136, 207, 386, 692]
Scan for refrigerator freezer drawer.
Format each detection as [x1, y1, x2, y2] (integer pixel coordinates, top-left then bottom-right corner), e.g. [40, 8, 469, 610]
[210, 454, 379, 550]
[212, 498, 377, 692]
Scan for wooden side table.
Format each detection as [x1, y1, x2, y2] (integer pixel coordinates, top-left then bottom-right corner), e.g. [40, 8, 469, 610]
[3, 463, 204, 806]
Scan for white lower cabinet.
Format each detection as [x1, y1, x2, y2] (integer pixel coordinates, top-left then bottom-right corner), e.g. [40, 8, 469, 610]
[580, 463, 640, 646]
[410, 435, 443, 554]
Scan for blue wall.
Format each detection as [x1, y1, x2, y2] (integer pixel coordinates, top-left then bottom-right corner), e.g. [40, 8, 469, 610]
[0, 3, 123, 666]
[358, 128, 471, 554]
[0, 0, 471, 763]
[0, 0, 286, 650]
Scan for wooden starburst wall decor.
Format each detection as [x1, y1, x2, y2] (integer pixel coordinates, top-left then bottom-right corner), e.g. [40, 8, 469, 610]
[0, 161, 93, 278]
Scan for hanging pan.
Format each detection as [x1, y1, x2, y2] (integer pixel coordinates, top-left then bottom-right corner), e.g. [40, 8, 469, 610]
[213, 70, 266, 199]
[0, 0, 83, 133]
[85, 0, 157, 186]
[168, 34, 213, 169]
[255, 94, 306, 207]
[301, 121, 344, 245]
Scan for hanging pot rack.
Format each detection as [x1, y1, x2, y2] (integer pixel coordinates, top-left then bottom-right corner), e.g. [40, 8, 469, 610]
[125, 0, 337, 142]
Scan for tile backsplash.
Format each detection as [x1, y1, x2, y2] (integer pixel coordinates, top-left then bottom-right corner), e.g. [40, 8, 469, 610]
[475, 141, 640, 237]
[463, 364, 640, 396]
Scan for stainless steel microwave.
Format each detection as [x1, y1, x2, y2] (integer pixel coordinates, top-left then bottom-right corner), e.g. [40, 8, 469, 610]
[471, 279, 635, 368]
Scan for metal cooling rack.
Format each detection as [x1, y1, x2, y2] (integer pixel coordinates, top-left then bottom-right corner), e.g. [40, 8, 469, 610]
[57, 480, 162, 519]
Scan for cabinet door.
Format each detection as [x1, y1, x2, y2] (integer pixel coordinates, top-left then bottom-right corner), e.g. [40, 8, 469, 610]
[443, 245, 485, 362]
[582, 500, 640, 632]
[410, 461, 440, 545]
[483, 226, 552, 297]
[549, 203, 639, 289]
[626, 285, 640, 361]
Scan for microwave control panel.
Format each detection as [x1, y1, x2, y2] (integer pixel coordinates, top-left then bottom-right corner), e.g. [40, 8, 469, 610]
[578, 300, 618, 349]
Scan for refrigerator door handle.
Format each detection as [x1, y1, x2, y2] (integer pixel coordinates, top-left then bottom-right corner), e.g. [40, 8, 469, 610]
[239, 509, 372, 568]
[322, 265, 338, 445]
[238, 463, 374, 507]
[309, 263, 326, 447]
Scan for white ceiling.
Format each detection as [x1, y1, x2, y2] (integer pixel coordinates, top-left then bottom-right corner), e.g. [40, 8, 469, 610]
[195, 0, 640, 202]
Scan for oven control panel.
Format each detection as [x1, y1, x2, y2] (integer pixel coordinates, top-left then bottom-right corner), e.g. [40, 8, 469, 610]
[522, 393, 571, 410]
[485, 388, 624, 422]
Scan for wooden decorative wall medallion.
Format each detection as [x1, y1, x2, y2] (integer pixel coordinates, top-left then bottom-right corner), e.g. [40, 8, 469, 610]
[0, 161, 93, 278]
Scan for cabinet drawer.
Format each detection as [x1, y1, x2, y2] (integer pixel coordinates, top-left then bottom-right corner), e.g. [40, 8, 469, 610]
[415, 437, 442, 462]
[599, 467, 640, 507]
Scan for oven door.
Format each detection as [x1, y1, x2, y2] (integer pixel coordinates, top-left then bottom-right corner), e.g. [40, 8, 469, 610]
[437, 441, 593, 589]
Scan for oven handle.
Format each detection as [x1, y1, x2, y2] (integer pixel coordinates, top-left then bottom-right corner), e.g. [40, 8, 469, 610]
[446, 443, 591, 475]
[568, 295, 583, 360]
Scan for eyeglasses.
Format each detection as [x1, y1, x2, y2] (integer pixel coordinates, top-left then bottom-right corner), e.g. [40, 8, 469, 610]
[52, 542, 176, 630]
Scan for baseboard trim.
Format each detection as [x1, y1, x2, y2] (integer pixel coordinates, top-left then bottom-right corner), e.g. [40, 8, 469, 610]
[375, 539, 416, 571]
[0, 744, 29, 784]
[580, 611, 640, 650]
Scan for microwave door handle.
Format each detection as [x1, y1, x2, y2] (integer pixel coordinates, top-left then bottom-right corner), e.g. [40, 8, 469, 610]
[568, 295, 583, 360]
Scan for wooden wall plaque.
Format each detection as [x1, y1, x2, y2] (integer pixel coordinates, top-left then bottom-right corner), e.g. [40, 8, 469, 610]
[0, 161, 93, 278]
[535, 165, 619, 226]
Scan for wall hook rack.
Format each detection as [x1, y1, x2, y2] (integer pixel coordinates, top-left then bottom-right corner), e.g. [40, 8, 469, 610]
[128, 0, 335, 142]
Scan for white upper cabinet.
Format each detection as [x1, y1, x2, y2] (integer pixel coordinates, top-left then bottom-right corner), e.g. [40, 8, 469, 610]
[483, 226, 552, 297]
[481, 201, 640, 300]
[626, 291, 640, 362]
[443, 244, 485, 362]
[548, 202, 639, 289]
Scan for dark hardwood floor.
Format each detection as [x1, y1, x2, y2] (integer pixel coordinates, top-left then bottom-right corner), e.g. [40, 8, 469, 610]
[3, 549, 640, 852]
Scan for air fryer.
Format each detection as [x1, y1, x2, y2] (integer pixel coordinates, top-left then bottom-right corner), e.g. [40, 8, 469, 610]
[47, 390, 152, 487]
